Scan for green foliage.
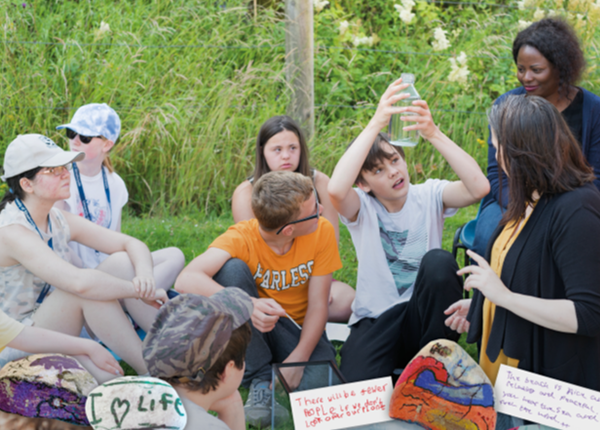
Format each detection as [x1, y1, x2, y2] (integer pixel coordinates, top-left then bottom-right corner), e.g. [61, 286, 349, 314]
[1, 0, 599, 217]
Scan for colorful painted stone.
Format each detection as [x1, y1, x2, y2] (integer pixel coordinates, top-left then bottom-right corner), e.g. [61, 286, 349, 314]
[85, 376, 187, 430]
[389, 340, 496, 430]
[0, 353, 98, 426]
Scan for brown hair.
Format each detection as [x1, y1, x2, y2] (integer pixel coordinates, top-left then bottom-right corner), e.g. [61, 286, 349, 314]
[488, 95, 594, 225]
[251, 115, 311, 182]
[347, 132, 405, 189]
[251, 171, 314, 231]
[167, 322, 252, 394]
[0, 167, 42, 212]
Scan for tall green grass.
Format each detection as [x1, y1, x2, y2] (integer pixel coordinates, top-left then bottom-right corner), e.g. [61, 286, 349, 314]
[1, 0, 599, 215]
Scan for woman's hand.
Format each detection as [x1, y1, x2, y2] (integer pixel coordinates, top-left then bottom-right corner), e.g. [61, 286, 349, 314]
[87, 341, 124, 376]
[133, 275, 156, 300]
[400, 100, 440, 141]
[457, 250, 513, 307]
[444, 299, 472, 334]
[369, 78, 412, 131]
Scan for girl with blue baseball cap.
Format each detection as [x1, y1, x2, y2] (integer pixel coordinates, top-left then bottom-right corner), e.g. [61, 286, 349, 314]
[0, 134, 169, 381]
[56, 103, 185, 331]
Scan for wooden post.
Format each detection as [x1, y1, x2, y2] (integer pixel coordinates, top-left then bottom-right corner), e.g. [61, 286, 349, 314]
[285, 0, 314, 142]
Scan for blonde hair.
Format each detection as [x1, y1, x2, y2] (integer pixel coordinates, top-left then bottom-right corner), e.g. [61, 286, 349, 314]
[99, 136, 115, 173]
[251, 171, 313, 231]
[102, 156, 114, 173]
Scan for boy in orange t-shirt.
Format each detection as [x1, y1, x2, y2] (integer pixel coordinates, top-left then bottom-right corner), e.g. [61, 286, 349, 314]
[175, 171, 342, 429]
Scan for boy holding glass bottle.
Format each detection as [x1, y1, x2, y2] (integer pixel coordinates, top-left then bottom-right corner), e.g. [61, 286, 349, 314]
[328, 77, 489, 382]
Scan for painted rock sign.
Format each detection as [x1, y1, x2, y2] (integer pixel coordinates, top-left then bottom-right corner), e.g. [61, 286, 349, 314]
[0, 353, 98, 426]
[85, 376, 187, 430]
[389, 340, 496, 430]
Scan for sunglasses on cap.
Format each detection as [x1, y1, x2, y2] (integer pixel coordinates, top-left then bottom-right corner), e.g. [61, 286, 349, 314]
[65, 128, 100, 144]
[276, 189, 320, 235]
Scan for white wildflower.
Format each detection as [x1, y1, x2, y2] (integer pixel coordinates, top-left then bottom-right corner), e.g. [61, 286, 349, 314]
[98, 21, 110, 35]
[448, 52, 470, 85]
[339, 20, 349, 35]
[517, 0, 534, 9]
[394, 1, 416, 24]
[533, 8, 545, 20]
[314, 0, 329, 12]
[352, 35, 374, 47]
[399, 9, 415, 23]
[431, 27, 450, 51]
[518, 20, 532, 30]
[547, 9, 557, 17]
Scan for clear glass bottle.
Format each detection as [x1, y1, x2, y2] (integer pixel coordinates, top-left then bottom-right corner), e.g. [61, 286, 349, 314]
[389, 73, 421, 147]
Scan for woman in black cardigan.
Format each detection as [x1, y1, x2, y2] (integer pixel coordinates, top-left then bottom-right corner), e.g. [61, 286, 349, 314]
[444, 95, 600, 398]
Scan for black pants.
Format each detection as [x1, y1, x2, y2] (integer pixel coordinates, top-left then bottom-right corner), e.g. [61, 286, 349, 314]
[213, 258, 336, 388]
[340, 249, 463, 383]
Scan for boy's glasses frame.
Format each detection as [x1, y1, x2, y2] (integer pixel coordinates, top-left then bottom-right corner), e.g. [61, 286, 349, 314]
[65, 128, 100, 144]
[39, 165, 72, 177]
[276, 189, 320, 235]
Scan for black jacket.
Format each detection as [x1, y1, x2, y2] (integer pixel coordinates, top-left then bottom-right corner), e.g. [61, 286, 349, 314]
[467, 183, 600, 390]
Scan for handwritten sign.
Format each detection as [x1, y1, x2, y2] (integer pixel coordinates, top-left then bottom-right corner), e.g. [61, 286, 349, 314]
[289, 377, 394, 430]
[495, 365, 600, 430]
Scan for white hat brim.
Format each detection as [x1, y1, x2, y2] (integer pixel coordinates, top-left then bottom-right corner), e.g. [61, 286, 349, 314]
[39, 151, 85, 167]
[56, 123, 100, 138]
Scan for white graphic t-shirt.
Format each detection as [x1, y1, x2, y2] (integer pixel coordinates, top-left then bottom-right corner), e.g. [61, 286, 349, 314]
[64, 168, 128, 269]
[340, 180, 457, 325]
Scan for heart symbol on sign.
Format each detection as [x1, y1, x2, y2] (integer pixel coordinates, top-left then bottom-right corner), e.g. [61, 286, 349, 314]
[110, 397, 130, 428]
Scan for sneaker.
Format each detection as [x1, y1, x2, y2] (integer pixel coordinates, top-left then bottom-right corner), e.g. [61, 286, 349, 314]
[244, 379, 290, 428]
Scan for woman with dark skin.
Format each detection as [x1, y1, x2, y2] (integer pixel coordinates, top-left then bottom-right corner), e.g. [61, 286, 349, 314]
[471, 17, 600, 257]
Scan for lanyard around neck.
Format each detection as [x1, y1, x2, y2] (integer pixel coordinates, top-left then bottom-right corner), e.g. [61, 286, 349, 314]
[14, 198, 53, 305]
[14, 198, 53, 249]
[72, 163, 112, 227]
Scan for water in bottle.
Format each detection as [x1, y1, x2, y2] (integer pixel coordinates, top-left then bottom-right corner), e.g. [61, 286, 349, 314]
[389, 73, 421, 147]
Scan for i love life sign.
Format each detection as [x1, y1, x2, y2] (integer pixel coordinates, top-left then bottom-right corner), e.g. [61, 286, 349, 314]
[289, 377, 394, 430]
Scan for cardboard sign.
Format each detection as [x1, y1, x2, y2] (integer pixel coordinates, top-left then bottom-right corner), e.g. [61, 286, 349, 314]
[290, 377, 394, 430]
[495, 365, 600, 430]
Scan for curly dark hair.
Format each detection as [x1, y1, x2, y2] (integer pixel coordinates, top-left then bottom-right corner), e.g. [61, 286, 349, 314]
[513, 17, 586, 100]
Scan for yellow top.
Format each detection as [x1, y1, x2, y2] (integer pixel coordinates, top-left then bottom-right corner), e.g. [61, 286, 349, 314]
[0, 309, 24, 353]
[480, 214, 532, 385]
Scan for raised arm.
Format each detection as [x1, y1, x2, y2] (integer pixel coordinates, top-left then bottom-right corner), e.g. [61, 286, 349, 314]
[314, 172, 340, 242]
[329, 78, 409, 221]
[231, 180, 255, 223]
[400, 101, 490, 209]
